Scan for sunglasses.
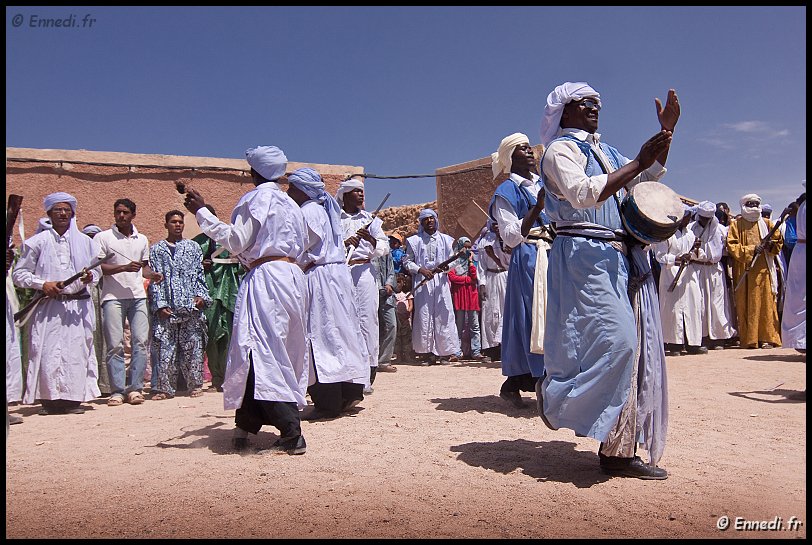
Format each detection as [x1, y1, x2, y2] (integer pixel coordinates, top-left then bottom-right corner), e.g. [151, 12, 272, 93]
[577, 98, 601, 111]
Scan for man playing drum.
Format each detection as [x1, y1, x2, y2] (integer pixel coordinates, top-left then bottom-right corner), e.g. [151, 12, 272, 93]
[537, 82, 679, 479]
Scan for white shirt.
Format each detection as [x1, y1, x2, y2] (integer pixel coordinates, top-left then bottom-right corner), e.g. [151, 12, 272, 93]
[491, 172, 542, 249]
[339, 209, 388, 261]
[95, 224, 150, 302]
[542, 128, 666, 210]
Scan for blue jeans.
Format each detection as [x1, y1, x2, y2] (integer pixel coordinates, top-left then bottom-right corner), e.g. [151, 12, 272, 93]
[455, 309, 481, 358]
[102, 298, 150, 397]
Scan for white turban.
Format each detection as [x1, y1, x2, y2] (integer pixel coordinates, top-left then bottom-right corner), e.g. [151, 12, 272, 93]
[245, 145, 287, 181]
[335, 177, 365, 206]
[81, 224, 102, 236]
[696, 201, 716, 218]
[491, 133, 530, 179]
[740, 193, 762, 222]
[417, 208, 439, 235]
[43, 192, 77, 213]
[539, 82, 601, 148]
[35, 217, 52, 234]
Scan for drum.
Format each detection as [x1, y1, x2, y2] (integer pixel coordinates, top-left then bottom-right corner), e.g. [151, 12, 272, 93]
[620, 181, 684, 245]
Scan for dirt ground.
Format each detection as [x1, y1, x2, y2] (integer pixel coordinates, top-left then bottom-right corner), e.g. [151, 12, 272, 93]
[5, 347, 807, 539]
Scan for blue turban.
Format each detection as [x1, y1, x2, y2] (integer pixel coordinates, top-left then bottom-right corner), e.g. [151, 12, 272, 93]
[289, 168, 342, 244]
[43, 192, 77, 213]
[417, 208, 439, 235]
[245, 145, 287, 181]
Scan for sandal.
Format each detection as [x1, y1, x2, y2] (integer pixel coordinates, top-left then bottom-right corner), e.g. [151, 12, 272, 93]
[126, 391, 145, 405]
[190, 388, 204, 398]
[151, 392, 171, 401]
[107, 396, 124, 407]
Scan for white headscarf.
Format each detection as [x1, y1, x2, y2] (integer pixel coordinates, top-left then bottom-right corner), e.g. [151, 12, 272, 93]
[335, 177, 365, 206]
[417, 208, 439, 236]
[81, 224, 102, 236]
[491, 133, 530, 179]
[539, 82, 601, 147]
[42, 192, 94, 272]
[245, 145, 287, 181]
[740, 193, 762, 223]
[696, 201, 716, 219]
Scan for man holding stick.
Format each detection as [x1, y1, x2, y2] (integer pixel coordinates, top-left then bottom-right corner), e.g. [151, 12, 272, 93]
[12, 192, 103, 415]
[727, 193, 783, 349]
[337, 176, 389, 391]
[403, 209, 461, 365]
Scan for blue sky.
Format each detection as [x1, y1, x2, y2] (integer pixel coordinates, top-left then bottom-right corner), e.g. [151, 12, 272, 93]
[6, 6, 806, 212]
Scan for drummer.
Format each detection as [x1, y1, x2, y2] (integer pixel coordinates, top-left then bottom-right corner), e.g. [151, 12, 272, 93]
[536, 82, 679, 480]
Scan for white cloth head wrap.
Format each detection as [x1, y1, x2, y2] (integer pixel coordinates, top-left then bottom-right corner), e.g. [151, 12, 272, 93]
[490, 133, 530, 179]
[740, 193, 762, 222]
[335, 177, 365, 206]
[42, 192, 94, 272]
[539, 82, 601, 148]
[81, 224, 102, 236]
[35, 217, 52, 234]
[245, 145, 287, 181]
[696, 201, 716, 218]
[417, 208, 439, 235]
[289, 168, 342, 244]
[43, 192, 77, 213]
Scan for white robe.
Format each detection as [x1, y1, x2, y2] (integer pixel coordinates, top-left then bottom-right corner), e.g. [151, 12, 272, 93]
[340, 209, 388, 372]
[6, 275, 23, 403]
[781, 201, 806, 349]
[196, 182, 310, 410]
[654, 227, 703, 346]
[475, 231, 508, 350]
[12, 229, 101, 403]
[300, 201, 368, 385]
[690, 219, 737, 340]
[404, 231, 461, 357]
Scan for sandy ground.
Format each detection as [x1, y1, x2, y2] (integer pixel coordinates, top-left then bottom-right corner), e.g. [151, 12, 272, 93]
[5, 347, 807, 539]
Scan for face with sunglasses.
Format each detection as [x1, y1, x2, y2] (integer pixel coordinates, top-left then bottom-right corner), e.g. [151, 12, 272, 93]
[561, 96, 602, 134]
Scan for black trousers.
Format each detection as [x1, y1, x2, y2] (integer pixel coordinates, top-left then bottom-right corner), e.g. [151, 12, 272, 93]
[235, 355, 301, 438]
[307, 364, 364, 416]
[500, 373, 537, 394]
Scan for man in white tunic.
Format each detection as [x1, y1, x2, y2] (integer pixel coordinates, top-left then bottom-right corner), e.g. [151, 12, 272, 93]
[183, 146, 309, 455]
[7, 246, 24, 428]
[653, 208, 705, 356]
[12, 192, 102, 415]
[403, 209, 461, 364]
[781, 189, 806, 352]
[286, 168, 368, 420]
[337, 177, 388, 391]
[690, 201, 737, 350]
[475, 220, 509, 361]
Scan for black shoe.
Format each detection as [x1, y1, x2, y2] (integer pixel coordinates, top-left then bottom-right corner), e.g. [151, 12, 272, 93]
[232, 437, 249, 451]
[38, 406, 65, 415]
[260, 435, 307, 455]
[499, 390, 526, 409]
[534, 379, 558, 430]
[687, 346, 709, 355]
[65, 407, 85, 414]
[341, 398, 362, 413]
[599, 454, 668, 480]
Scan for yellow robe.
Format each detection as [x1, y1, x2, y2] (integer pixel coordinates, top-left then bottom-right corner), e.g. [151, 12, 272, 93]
[727, 217, 783, 347]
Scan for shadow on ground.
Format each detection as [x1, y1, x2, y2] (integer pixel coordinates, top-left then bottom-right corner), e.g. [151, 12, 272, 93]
[728, 388, 806, 404]
[450, 438, 609, 488]
[742, 353, 806, 363]
[431, 395, 538, 419]
[150, 421, 280, 455]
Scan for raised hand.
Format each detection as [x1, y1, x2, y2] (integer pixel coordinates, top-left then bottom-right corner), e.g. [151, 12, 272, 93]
[655, 89, 680, 132]
[637, 130, 673, 170]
